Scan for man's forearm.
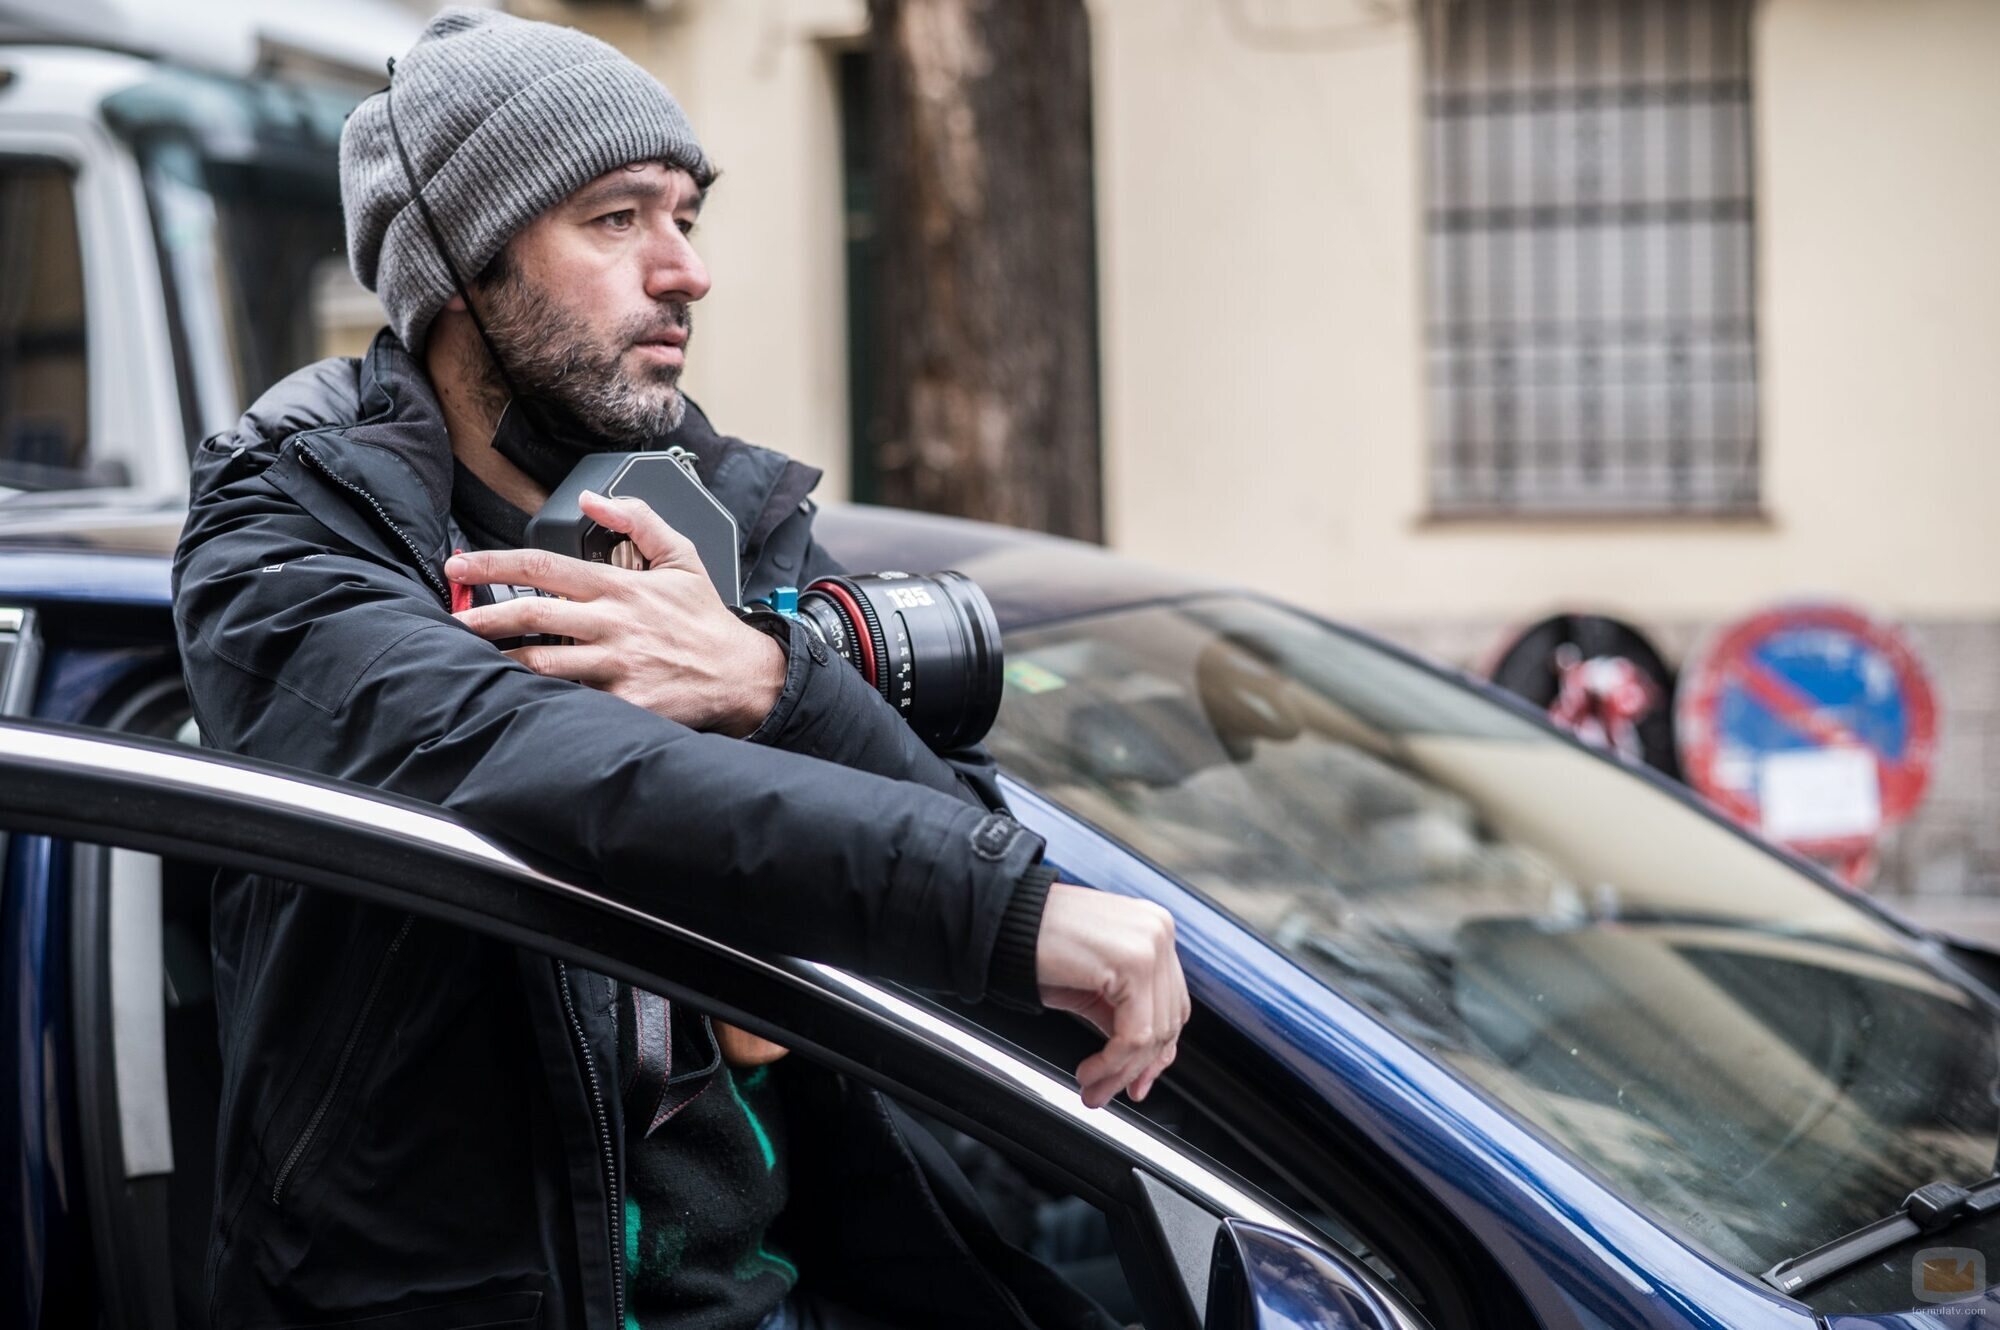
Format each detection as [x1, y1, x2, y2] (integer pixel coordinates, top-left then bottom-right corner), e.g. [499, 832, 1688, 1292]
[739, 614, 1043, 1007]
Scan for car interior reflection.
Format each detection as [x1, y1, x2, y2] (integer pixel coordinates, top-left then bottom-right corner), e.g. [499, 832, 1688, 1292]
[986, 594, 2000, 1300]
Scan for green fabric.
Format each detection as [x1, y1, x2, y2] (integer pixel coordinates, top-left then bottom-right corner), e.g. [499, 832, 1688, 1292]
[728, 1066, 778, 1173]
[622, 1060, 795, 1330]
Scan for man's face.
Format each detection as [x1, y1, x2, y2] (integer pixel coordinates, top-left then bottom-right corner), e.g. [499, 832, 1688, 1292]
[474, 162, 710, 444]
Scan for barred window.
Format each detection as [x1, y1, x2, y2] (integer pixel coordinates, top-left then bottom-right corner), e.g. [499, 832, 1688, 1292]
[1425, 0, 1758, 516]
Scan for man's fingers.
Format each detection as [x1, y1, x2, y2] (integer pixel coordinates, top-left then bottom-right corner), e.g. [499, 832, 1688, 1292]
[501, 643, 615, 684]
[1042, 987, 1117, 1040]
[1098, 903, 1181, 1105]
[454, 594, 607, 645]
[1131, 1043, 1177, 1104]
[1103, 1041, 1172, 1108]
[1075, 977, 1163, 1108]
[1073, 1034, 1144, 1105]
[1079, 1042, 1153, 1110]
[446, 547, 613, 600]
[1128, 933, 1179, 1104]
[1034, 886, 1191, 1108]
[1145, 921, 1188, 1101]
[578, 489, 704, 574]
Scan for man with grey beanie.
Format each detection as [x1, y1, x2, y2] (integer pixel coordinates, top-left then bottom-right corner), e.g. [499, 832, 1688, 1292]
[173, 8, 1182, 1330]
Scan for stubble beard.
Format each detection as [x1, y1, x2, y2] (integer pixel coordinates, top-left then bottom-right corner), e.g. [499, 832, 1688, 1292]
[473, 264, 691, 446]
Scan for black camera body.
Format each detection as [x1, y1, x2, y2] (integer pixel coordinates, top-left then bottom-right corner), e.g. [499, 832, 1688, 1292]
[474, 450, 1005, 751]
[528, 450, 741, 605]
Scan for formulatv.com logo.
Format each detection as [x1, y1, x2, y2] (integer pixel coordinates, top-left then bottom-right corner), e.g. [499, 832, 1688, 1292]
[1914, 1248, 1986, 1304]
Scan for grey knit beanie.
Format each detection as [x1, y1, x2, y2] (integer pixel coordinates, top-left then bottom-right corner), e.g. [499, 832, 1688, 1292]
[341, 6, 713, 354]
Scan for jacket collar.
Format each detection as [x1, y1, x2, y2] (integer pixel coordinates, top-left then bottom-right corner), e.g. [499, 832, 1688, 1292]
[269, 328, 823, 571]
[355, 329, 456, 509]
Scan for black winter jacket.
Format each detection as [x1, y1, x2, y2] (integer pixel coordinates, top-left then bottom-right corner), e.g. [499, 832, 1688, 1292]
[172, 332, 1108, 1330]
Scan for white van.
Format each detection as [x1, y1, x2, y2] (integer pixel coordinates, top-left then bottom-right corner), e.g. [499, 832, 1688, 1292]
[0, 43, 380, 519]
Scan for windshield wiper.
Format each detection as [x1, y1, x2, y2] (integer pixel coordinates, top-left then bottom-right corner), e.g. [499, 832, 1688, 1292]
[1763, 1178, 2000, 1297]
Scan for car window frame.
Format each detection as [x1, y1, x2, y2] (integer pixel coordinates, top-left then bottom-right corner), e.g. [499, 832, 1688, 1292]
[0, 717, 1428, 1330]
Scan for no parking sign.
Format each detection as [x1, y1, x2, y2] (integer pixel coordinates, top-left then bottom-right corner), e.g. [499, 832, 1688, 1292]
[1676, 603, 1937, 868]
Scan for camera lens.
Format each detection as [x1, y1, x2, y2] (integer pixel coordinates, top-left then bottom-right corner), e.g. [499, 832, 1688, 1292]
[796, 571, 1004, 751]
[477, 582, 568, 650]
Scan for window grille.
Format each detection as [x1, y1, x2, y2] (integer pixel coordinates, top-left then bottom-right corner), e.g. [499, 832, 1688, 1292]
[1425, 0, 1758, 515]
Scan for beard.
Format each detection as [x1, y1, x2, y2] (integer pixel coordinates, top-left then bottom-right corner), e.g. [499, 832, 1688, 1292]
[473, 262, 692, 447]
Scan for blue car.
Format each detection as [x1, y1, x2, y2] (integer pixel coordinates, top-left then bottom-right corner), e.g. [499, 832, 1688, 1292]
[7, 502, 2000, 1330]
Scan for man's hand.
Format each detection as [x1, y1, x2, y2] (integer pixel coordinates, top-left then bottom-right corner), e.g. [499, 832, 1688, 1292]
[446, 490, 785, 736]
[715, 1021, 790, 1068]
[1036, 883, 1189, 1109]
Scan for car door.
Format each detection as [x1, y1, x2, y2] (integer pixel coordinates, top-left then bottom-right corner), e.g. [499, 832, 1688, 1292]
[0, 718, 1427, 1330]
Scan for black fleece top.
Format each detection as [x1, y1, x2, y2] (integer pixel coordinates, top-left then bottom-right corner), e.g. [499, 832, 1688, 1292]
[452, 461, 794, 1329]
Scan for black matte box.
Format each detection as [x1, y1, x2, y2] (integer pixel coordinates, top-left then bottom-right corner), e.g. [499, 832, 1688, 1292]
[524, 452, 742, 606]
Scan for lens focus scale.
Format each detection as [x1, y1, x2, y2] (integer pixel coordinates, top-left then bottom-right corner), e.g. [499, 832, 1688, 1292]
[888, 612, 914, 716]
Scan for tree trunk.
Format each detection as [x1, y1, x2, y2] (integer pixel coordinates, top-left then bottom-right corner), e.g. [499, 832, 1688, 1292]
[865, 0, 1102, 541]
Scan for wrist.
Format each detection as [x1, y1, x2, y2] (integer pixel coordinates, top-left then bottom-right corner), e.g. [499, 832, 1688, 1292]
[719, 622, 787, 738]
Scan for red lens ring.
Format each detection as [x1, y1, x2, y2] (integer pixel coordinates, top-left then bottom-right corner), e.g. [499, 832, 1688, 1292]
[813, 579, 878, 690]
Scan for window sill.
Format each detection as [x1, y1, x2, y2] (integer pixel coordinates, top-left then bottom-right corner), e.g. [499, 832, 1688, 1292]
[1415, 508, 1777, 532]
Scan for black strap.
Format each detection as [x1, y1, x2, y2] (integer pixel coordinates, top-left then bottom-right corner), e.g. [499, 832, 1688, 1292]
[380, 59, 524, 405]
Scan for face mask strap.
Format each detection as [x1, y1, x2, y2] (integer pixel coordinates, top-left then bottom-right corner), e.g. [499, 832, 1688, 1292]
[381, 57, 523, 404]
[373, 59, 637, 489]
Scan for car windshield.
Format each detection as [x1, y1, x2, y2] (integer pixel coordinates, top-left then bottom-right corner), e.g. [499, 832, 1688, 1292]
[986, 595, 2000, 1282]
[100, 67, 378, 447]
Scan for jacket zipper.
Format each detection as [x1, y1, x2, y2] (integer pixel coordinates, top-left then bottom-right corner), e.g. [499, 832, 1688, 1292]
[271, 913, 414, 1205]
[558, 960, 624, 1323]
[294, 440, 625, 1313]
[294, 440, 452, 604]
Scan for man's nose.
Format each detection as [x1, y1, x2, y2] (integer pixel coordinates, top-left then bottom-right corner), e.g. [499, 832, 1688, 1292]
[646, 227, 711, 304]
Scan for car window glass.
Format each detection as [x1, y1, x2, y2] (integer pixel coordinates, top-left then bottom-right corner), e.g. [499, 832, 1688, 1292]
[0, 158, 108, 493]
[987, 595, 2000, 1293]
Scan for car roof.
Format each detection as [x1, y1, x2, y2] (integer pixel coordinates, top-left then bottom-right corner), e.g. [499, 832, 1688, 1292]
[810, 504, 1225, 630]
[0, 40, 159, 120]
[0, 501, 1223, 630]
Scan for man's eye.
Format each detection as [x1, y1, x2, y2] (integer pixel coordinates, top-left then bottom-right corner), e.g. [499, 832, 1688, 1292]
[598, 210, 637, 231]
[676, 218, 698, 238]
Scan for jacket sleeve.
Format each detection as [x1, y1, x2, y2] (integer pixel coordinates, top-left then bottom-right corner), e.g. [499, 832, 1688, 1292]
[736, 533, 1050, 1005]
[173, 444, 1042, 1005]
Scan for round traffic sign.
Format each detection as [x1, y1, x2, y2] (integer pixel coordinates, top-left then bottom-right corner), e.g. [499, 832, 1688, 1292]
[1676, 602, 1937, 860]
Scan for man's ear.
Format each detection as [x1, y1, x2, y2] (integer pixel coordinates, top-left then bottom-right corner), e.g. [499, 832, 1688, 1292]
[443, 292, 467, 313]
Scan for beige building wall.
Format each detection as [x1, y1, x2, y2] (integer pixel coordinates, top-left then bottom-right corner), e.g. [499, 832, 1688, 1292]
[1095, 0, 2000, 625]
[1080, 0, 2000, 902]
[525, 0, 2000, 897]
[538, 0, 2000, 626]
